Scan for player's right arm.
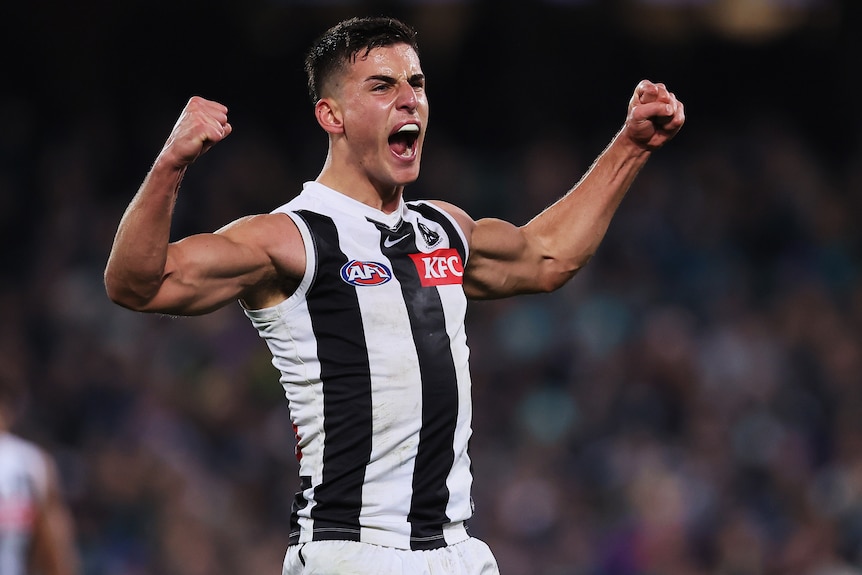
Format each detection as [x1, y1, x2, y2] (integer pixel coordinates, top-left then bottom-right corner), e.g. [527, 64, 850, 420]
[104, 96, 303, 316]
[28, 451, 80, 575]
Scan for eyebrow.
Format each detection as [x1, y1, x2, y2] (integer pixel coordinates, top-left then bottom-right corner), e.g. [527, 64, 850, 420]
[365, 73, 425, 85]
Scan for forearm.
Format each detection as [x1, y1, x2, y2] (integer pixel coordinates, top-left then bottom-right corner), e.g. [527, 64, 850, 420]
[31, 505, 80, 575]
[466, 80, 683, 299]
[104, 157, 186, 307]
[524, 129, 650, 282]
[30, 455, 80, 575]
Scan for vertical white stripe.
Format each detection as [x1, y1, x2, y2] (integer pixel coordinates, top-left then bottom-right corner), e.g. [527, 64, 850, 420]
[438, 283, 474, 527]
[245, 210, 325, 542]
[357, 280, 421, 547]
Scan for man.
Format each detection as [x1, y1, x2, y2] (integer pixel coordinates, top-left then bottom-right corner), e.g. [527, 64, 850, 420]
[104, 15, 684, 575]
[0, 376, 80, 575]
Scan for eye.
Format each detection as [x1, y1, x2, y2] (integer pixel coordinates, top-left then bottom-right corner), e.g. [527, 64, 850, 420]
[409, 74, 426, 91]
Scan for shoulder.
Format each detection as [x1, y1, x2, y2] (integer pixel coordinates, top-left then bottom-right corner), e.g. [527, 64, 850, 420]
[422, 200, 477, 240]
[0, 432, 52, 497]
[215, 212, 300, 247]
[216, 212, 296, 235]
[0, 431, 43, 461]
[216, 212, 307, 280]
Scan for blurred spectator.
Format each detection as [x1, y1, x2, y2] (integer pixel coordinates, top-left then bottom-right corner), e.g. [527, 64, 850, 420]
[0, 373, 80, 575]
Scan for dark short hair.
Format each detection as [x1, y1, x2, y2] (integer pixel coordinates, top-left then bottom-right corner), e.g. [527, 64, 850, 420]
[304, 16, 419, 104]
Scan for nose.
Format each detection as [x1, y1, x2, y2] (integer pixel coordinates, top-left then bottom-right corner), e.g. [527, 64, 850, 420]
[396, 82, 418, 112]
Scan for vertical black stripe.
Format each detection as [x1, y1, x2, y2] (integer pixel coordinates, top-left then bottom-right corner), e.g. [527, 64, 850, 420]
[378, 219, 459, 550]
[411, 202, 474, 502]
[296, 210, 372, 542]
[289, 475, 312, 545]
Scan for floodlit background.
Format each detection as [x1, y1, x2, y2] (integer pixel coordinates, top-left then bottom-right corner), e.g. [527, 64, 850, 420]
[2, 0, 861, 573]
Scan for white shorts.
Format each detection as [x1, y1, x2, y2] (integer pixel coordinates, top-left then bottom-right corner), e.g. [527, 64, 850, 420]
[282, 538, 500, 575]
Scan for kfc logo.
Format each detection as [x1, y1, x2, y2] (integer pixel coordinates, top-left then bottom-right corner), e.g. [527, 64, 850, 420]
[409, 249, 464, 287]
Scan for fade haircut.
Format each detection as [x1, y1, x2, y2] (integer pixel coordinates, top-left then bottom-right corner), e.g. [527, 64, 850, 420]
[304, 16, 419, 104]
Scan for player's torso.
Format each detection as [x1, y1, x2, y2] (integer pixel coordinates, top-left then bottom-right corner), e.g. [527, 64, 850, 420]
[245, 183, 475, 549]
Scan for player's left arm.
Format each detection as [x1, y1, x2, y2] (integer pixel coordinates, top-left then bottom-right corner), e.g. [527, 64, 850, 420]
[452, 79, 685, 299]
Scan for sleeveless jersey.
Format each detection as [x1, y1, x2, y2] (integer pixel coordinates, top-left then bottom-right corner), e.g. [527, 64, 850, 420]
[244, 182, 474, 551]
[0, 432, 49, 575]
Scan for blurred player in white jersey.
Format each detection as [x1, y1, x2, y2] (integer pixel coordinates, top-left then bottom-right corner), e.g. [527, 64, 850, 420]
[0, 375, 79, 575]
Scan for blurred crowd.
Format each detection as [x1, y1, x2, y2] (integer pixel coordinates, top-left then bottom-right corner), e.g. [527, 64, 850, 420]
[2, 2, 861, 575]
[3, 103, 862, 575]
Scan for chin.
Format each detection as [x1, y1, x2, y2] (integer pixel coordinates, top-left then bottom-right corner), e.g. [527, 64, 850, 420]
[392, 166, 421, 186]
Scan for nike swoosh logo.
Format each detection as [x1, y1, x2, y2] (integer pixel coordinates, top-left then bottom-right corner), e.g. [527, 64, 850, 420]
[383, 234, 411, 248]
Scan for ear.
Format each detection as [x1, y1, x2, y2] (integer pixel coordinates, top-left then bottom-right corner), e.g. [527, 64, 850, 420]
[315, 98, 344, 134]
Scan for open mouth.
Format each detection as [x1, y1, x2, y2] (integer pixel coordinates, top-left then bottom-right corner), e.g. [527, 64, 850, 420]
[388, 124, 420, 158]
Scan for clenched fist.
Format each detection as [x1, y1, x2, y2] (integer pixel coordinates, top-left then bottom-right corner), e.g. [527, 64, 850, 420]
[158, 96, 233, 168]
[623, 80, 685, 151]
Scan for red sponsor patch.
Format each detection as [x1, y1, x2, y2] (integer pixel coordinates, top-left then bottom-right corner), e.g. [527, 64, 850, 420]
[409, 248, 464, 287]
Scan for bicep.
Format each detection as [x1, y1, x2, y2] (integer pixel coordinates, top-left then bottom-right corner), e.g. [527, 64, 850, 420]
[144, 214, 298, 315]
[146, 233, 269, 314]
[463, 218, 545, 299]
[431, 201, 566, 299]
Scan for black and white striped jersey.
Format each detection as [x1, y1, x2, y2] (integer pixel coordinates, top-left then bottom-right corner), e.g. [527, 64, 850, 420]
[0, 432, 47, 575]
[244, 182, 474, 550]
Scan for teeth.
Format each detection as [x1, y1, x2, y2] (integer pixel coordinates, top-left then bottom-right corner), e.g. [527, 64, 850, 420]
[397, 124, 419, 134]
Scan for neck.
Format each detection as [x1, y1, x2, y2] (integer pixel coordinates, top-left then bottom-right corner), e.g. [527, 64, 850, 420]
[316, 162, 404, 214]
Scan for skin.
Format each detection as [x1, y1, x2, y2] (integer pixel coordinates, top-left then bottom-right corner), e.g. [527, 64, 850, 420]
[27, 455, 80, 575]
[104, 42, 685, 315]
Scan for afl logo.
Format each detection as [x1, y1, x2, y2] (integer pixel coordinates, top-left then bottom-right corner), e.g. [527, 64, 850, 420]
[340, 260, 393, 287]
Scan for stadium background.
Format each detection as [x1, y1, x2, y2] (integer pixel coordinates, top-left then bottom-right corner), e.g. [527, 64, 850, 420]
[2, 0, 861, 573]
